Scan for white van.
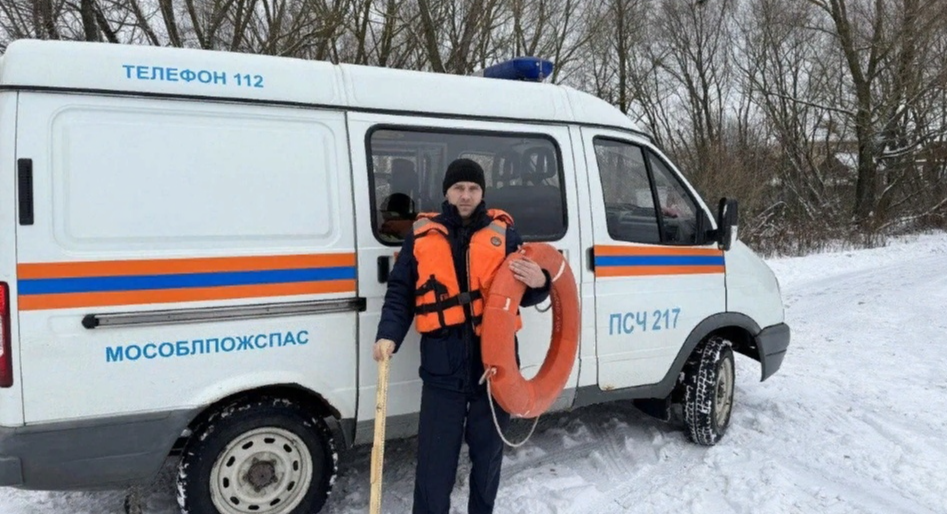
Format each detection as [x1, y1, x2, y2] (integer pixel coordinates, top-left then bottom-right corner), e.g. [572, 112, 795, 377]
[0, 40, 789, 513]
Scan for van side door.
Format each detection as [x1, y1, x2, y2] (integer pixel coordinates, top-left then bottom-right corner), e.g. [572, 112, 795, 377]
[581, 129, 725, 391]
[349, 113, 583, 443]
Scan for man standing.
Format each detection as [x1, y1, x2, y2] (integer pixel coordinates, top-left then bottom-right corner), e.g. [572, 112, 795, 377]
[373, 158, 550, 514]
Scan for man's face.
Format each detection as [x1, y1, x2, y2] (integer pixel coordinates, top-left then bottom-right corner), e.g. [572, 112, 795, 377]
[445, 181, 483, 219]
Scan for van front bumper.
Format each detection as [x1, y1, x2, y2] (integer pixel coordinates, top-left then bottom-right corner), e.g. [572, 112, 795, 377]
[0, 409, 194, 490]
[757, 323, 790, 381]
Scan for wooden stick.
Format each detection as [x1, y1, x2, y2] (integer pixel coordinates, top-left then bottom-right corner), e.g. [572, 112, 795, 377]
[369, 353, 391, 514]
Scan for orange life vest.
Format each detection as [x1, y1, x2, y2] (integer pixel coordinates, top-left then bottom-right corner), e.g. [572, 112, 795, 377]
[412, 209, 523, 335]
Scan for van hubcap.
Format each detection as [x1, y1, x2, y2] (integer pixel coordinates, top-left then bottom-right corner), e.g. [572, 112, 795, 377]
[715, 358, 734, 427]
[247, 459, 277, 489]
[210, 427, 312, 514]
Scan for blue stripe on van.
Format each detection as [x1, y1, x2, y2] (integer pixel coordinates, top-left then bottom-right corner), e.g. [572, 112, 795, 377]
[595, 255, 725, 267]
[18, 267, 357, 295]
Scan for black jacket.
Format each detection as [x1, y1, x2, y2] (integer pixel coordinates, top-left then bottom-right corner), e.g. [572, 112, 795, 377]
[375, 201, 551, 393]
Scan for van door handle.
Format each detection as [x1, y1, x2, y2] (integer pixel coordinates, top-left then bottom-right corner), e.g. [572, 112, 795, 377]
[377, 256, 391, 283]
[18, 159, 34, 225]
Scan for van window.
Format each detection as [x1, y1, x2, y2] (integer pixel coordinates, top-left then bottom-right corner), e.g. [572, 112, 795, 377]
[367, 128, 566, 244]
[592, 138, 661, 244]
[647, 152, 701, 245]
[50, 103, 344, 251]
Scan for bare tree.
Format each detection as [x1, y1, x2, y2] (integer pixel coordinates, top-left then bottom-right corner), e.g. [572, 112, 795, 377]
[0, 0, 66, 42]
[335, 0, 422, 67]
[414, 0, 506, 74]
[742, 1, 844, 220]
[576, 0, 646, 115]
[494, 0, 590, 81]
[802, 0, 947, 229]
[649, 0, 737, 178]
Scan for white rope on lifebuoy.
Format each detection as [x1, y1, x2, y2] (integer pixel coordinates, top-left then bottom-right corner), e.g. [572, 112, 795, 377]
[479, 368, 540, 448]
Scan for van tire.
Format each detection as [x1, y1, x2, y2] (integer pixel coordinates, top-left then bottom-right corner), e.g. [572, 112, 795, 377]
[176, 397, 336, 514]
[683, 337, 734, 446]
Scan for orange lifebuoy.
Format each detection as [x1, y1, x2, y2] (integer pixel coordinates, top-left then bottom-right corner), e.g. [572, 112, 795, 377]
[480, 243, 579, 418]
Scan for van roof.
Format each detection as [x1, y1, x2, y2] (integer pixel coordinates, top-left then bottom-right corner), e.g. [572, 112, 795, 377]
[0, 40, 643, 134]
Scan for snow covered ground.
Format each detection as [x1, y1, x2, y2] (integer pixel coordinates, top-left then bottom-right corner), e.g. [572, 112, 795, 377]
[3, 231, 946, 514]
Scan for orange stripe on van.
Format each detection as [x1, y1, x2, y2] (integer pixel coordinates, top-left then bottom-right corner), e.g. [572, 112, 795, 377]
[18, 279, 356, 311]
[17, 253, 356, 279]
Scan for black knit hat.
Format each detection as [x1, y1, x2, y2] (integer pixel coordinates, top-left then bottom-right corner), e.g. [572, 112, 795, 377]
[442, 158, 486, 195]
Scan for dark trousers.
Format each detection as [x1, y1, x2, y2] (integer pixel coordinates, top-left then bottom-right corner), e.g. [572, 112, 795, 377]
[413, 384, 511, 514]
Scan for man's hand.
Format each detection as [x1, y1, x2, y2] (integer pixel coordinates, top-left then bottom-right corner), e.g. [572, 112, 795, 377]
[373, 339, 395, 362]
[510, 256, 547, 288]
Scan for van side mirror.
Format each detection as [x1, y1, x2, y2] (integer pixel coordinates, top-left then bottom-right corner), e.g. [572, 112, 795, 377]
[716, 197, 739, 251]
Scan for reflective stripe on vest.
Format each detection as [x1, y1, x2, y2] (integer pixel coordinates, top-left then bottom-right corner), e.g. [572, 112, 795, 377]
[412, 210, 522, 335]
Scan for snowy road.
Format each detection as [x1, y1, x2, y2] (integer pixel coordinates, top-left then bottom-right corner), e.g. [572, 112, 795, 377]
[3, 232, 946, 513]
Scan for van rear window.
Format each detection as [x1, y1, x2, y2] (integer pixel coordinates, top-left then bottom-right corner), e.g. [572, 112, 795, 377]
[48, 103, 343, 251]
[367, 127, 567, 244]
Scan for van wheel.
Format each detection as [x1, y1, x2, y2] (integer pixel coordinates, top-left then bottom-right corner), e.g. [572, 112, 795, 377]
[176, 397, 335, 514]
[683, 337, 734, 446]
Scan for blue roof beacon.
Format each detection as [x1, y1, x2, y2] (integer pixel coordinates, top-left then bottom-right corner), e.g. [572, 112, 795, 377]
[480, 57, 554, 82]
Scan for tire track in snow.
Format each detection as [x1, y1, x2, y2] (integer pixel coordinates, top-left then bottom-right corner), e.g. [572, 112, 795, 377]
[561, 427, 711, 514]
[501, 414, 636, 480]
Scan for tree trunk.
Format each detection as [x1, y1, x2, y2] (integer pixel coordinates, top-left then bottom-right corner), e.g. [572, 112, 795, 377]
[79, 0, 98, 41]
